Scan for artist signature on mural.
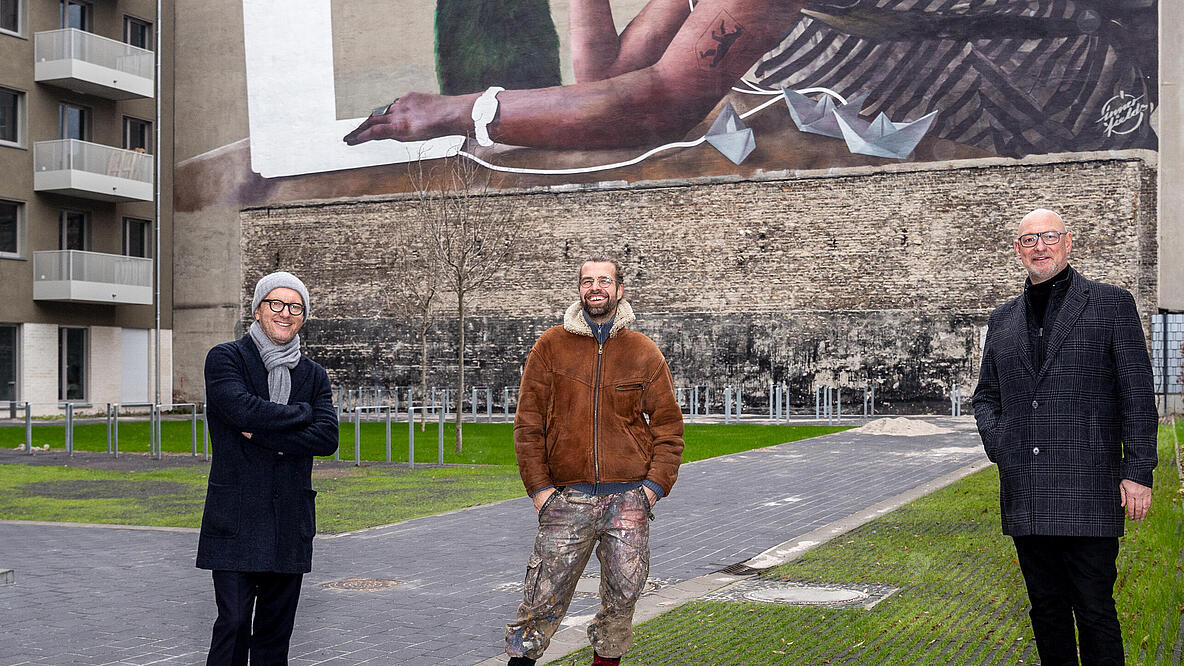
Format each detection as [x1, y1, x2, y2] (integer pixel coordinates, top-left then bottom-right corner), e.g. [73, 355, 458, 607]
[1097, 91, 1149, 137]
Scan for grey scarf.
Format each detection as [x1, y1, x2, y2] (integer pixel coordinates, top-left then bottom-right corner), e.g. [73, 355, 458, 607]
[248, 322, 301, 404]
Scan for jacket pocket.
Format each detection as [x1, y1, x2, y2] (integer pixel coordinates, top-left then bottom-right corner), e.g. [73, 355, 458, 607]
[200, 481, 240, 538]
[613, 382, 645, 420]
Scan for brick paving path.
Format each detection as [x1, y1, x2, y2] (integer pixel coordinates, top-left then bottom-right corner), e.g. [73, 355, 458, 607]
[0, 418, 985, 665]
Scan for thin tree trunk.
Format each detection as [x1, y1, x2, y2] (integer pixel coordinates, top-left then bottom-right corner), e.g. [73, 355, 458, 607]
[455, 290, 465, 453]
[420, 315, 429, 432]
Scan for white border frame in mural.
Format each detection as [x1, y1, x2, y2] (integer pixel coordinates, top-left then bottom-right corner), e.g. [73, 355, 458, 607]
[242, 0, 464, 178]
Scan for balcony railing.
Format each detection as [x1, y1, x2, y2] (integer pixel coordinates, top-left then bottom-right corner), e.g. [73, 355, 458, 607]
[34, 139, 153, 202]
[33, 250, 153, 305]
[34, 28, 153, 99]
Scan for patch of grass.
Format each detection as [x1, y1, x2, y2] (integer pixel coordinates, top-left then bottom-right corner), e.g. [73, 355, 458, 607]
[0, 421, 851, 465]
[0, 466, 209, 528]
[553, 421, 1183, 665]
[0, 424, 850, 532]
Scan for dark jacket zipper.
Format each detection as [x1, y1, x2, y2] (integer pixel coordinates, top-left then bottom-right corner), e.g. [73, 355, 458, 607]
[592, 341, 604, 483]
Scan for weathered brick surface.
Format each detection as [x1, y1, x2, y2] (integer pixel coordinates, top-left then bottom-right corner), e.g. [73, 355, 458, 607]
[240, 157, 1157, 408]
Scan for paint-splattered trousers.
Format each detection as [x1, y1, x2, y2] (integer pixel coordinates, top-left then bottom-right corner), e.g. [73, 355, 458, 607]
[505, 487, 651, 660]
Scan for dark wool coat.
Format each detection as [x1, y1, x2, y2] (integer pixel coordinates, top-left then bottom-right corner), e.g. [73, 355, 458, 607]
[973, 268, 1157, 537]
[196, 335, 338, 573]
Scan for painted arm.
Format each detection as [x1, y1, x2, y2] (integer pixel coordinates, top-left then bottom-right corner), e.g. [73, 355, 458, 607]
[344, 0, 807, 149]
[204, 345, 312, 433]
[251, 367, 340, 457]
[642, 360, 684, 496]
[570, 0, 690, 82]
[514, 342, 555, 496]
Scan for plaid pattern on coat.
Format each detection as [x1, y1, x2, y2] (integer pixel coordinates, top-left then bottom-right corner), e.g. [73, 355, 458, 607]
[973, 268, 1157, 537]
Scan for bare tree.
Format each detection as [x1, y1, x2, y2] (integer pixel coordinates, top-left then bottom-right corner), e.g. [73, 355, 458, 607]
[388, 236, 439, 432]
[409, 154, 520, 452]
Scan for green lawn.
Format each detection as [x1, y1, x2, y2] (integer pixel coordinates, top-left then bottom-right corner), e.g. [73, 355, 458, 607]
[0, 423, 850, 533]
[552, 420, 1184, 665]
[0, 420, 851, 465]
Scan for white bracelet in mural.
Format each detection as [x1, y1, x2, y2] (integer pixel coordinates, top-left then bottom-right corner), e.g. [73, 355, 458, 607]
[471, 86, 505, 147]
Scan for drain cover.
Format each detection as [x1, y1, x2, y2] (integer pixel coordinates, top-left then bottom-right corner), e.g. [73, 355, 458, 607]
[744, 585, 868, 605]
[321, 577, 404, 591]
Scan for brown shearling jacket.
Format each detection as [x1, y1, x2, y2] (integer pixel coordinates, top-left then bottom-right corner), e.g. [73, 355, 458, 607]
[514, 300, 684, 497]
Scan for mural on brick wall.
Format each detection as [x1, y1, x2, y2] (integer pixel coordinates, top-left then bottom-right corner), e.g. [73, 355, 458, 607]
[230, 0, 1156, 194]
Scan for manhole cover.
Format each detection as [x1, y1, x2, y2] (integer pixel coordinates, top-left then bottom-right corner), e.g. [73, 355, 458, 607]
[744, 585, 868, 605]
[704, 579, 899, 609]
[321, 577, 404, 591]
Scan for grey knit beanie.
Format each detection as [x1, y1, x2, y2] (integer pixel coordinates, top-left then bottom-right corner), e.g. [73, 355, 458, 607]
[252, 271, 310, 316]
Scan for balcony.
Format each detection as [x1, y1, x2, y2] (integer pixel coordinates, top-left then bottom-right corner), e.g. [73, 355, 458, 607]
[34, 28, 153, 100]
[33, 250, 153, 305]
[34, 139, 153, 202]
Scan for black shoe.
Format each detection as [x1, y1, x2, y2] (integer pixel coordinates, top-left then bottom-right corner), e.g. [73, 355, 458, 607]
[507, 657, 537, 666]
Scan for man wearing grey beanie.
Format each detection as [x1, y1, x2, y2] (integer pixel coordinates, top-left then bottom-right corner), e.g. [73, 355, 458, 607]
[197, 271, 338, 665]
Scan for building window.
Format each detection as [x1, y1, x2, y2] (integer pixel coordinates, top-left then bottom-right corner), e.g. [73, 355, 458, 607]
[60, 0, 90, 31]
[59, 103, 90, 141]
[0, 87, 22, 146]
[1, 0, 21, 36]
[124, 16, 151, 50]
[123, 217, 151, 258]
[60, 210, 89, 251]
[0, 200, 23, 258]
[123, 117, 151, 153]
[0, 324, 16, 403]
[59, 327, 86, 401]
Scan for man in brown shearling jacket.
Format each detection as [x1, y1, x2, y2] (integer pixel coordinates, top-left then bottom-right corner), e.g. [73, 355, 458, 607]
[504, 254, 684, 666]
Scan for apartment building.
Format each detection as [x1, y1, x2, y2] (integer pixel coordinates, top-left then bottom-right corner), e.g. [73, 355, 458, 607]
[0, 0, 173, 415]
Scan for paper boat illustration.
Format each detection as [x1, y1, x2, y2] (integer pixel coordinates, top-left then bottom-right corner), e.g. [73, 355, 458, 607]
[832, 98, 939, 159]
[705, 102, 756, 165]
[781, 89, 868, 139]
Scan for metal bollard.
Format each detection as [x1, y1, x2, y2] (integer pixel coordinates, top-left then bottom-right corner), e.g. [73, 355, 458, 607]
[407, 404, 415, 470]
[437, 407, 445, 465]
[385, 406, 392, 463]
[724, 387, 732, 424]
[65, 403, 74, 455]
[113, 405, 120, 457]
[24, 402, 32, 454]
[354, 407, 362, 466]
[202, 406, 210, 461]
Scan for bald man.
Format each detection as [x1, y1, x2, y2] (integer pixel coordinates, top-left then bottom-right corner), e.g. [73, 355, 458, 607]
[973, 209, 1157, 665]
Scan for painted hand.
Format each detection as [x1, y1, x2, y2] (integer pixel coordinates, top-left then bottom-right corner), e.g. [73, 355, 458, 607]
[342, 92, 469, 145]
[1119, 478, 1152, 521]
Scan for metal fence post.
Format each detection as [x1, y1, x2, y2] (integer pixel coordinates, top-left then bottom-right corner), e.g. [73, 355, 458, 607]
[106, 403, 113, 454]
[736, 385, 741, 419]
[113, 405, 120, 457]
[24, 402, 32, 454]
[190, 404, 198, 456]
[836, 387, 841, 422]
[65, 402, 74, 455]
[723, 387, 732, 424]
[408, 404, 415, 470]
[202, 405, 210, 461]
[504, 386, 510, 423]
[768, 382, 774, 421]
[437, 406, 445, 465]
[486, 387, 493, 423]
[354, 406, 362, 466]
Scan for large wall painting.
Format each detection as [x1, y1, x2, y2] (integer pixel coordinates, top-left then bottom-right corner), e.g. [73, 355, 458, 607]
[213, 0, 1157, 203]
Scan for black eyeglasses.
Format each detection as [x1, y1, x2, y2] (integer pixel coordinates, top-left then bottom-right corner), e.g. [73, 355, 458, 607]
[1017, 231, 1067, 248]
[260, 299, 305, 316]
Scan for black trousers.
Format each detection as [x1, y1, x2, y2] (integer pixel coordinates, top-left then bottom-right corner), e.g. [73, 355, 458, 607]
[207, 570, 304, 666]
[1012, 536, 1123, 666]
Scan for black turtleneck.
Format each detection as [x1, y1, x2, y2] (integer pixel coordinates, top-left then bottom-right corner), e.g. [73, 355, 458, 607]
[1024, 264, 1073, 369]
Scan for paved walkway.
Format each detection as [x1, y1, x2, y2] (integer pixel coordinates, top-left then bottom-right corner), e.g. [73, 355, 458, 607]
[0, 418, 988, 665]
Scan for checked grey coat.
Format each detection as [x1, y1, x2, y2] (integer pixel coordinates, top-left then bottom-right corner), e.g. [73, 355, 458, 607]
[973, 267, 1157, 538]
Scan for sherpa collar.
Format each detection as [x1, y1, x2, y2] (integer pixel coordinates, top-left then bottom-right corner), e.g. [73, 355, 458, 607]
[563, 300, 635, 339]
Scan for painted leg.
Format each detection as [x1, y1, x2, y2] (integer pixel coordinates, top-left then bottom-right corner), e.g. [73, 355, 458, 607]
[507, 491, 598, 660]
[587, 488, 650, 659]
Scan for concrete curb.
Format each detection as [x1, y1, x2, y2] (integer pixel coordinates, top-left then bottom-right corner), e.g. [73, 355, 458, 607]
[475, 458, 991, 665]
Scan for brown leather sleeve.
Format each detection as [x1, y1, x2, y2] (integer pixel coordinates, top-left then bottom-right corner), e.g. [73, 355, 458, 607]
[641, 356, 685, 495]
[514, 338, 555, 495]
